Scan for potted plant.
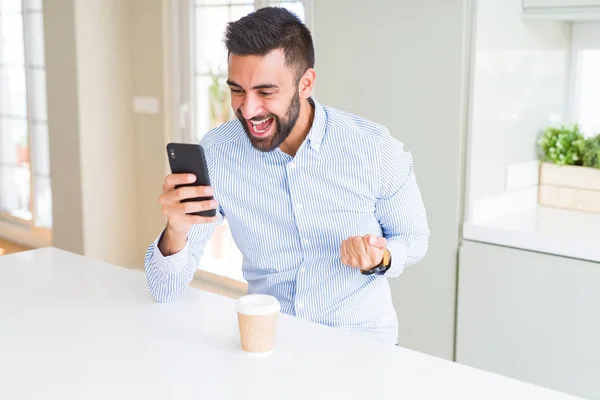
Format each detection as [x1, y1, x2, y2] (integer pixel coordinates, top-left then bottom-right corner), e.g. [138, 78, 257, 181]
[208, 68, 232, 129]
[537, 124, 600, 214]
[582, 134, 600, 170]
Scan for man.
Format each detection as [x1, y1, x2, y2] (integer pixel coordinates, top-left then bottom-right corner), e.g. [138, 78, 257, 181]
[144, 7, 429, 345]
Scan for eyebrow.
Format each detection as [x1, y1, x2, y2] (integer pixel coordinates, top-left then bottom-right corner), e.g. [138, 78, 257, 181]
[226, 80, 280, 90]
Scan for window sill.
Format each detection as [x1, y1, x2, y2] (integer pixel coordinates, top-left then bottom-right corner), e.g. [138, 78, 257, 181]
[0, 217, 52, 249]
[190, 269, 247, 299]
[123, 264, 247, 300]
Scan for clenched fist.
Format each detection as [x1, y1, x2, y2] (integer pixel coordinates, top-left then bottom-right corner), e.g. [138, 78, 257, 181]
[340, 235, 387, 271]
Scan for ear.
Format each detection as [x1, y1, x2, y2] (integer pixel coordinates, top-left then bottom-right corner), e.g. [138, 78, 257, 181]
[298, 68, 316, 100]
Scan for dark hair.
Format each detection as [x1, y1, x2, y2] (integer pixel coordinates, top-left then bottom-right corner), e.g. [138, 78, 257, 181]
[224, 7, 315, 82]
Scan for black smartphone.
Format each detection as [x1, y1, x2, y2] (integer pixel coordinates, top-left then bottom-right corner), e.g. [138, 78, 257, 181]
[166, 142, 216, 217]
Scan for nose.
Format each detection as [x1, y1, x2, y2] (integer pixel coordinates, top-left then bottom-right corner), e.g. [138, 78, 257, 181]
[239, 95, 261, 120]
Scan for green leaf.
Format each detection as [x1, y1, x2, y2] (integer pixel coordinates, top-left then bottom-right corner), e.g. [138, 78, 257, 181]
[582, 133, 600, 169]
[537, 124, 585, 167]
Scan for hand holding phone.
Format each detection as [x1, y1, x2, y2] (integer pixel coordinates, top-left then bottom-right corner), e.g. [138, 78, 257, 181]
[160, 143, 219, 236]
[159, 173, 218, 230]
[157, 173, 219, 256]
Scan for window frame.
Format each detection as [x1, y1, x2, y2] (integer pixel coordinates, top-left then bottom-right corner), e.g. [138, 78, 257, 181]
[0, 0, 52, 247]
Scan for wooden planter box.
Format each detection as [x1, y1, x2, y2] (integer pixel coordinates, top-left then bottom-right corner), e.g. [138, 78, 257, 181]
[538, 162, 600, 214]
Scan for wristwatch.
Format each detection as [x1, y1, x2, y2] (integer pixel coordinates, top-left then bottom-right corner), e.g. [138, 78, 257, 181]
[361, 249, 392, 276]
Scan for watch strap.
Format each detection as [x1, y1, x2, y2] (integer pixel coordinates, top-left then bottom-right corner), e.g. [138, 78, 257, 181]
[361, 249, 391, 276]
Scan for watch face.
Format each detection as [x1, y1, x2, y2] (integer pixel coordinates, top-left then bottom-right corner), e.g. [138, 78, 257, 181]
[383, 249, 391, 266]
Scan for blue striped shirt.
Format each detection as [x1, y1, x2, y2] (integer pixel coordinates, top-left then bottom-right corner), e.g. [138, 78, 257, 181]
[144, 98, 429, 344]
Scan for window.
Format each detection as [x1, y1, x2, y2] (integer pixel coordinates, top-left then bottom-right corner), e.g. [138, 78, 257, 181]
[574, 50, 600, 137]
[173, 0, 309, 282]
[570, 23, 600, 138]
[0, 0, 51, 235]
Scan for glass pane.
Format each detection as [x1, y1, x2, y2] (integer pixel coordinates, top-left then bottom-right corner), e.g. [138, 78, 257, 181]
[0, 11, 25, 65]
[0, 165, 31, 220]
[30, 68, 46, 121]
[265, 2, 305, 22]
[0, 117, 28, 166]
[198, 221, 245, 282]
[195, 6, 230, 74]
[0, 0, 22, 13]
[195, 5, 253, 75]
[26, 0, 42, 11]
[230, 4, 254, 21]
[34, 174, 52, 227]
[195, 75, 235, 141]
[577, 50, 600, 138]
[0, 67, 27, 116]
[195, 75, 211, 141]
[195, 0, 252, 5]
[26, 13, 45, 66]
[31, 122, 48, 175]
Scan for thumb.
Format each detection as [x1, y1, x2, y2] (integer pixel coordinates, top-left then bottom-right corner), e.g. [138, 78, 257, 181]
[365, 235, 387, 250]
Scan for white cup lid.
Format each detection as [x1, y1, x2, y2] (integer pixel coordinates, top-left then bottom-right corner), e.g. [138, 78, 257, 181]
[235, 294, 281, 316]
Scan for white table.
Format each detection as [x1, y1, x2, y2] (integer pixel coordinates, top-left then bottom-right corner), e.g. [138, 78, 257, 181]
[0, 248, 584, 400]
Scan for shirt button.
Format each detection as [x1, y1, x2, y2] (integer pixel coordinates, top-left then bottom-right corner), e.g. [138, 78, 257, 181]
[300, 267, 306, 273]
[303, 238, 310, 245]
[297, 302, 304, 309]
[289, 162, 296, 168]
[296, 204, 303, 210]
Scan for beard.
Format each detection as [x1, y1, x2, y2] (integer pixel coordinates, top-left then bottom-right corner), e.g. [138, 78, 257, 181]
[236, 91, 301, 152]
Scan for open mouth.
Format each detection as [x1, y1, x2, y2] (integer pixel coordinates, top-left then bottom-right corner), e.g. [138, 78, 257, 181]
[247, 117, 275, 138]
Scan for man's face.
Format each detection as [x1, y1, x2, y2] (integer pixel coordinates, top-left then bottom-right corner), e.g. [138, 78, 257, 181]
[227, 49, 301, 152]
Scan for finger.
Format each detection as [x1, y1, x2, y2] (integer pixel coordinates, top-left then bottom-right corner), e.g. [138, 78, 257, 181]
[172, 185, 214, 201]
[340, 241, 352, 267]
[171, 199, 218, 216]
[363, 236, 384, 265]
[187, 214, 220, 225]
[352, 236, 371, 269]
[346, 237, 363, 267]
[365, 234, 387, 250]
[160, 186, 214, 207]
[163, 173, 196, 191]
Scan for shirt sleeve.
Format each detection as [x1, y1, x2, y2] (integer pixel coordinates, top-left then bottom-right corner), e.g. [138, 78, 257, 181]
[144, 211, 224, 303]
[375, 132, 430, 278]
[144, 135, 225, 302]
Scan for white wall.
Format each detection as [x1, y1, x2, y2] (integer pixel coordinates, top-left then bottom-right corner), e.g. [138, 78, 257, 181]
[74, 0, 138, 267]
[44, 0, 168, 269]
[467, 0, 571, 206]
[130, 0, 172, 265]
[314, 0, 471, 359]
[44, 0, 85, 255]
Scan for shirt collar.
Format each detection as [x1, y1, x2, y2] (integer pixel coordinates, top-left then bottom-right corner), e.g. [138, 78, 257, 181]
[306, 97, 327, 153]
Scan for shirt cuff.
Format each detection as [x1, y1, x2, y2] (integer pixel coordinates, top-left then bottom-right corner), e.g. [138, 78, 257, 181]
[152, 229, 190, 275]
[383, 240, 407, 278]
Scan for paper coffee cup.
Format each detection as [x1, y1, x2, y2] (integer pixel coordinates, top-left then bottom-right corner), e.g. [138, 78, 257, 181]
[235, 294, 281, 354]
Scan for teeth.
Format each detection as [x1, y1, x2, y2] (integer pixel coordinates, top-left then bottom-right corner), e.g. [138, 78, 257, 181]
[250, 117, 272, 134]
[251, 117, 272, 126]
